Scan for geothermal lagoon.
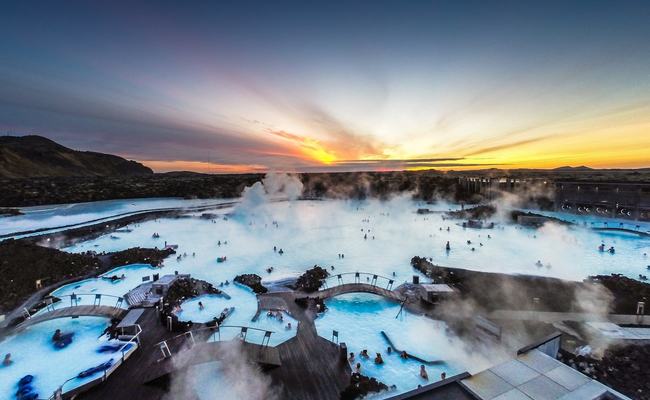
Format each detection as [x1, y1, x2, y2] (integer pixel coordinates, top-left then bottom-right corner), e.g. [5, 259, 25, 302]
[1, 197, 649, 399]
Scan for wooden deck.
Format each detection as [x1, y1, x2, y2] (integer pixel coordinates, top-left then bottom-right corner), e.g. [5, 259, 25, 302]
[143, 341, 281, 384]
[77, 308, 175, 400]
[76, 292, 353, 400]
[14, 305, 128, 331]
[270, 314, 351, 400]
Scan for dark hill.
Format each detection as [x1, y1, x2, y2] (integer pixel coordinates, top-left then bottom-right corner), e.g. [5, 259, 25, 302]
[0, 135, 153, 178]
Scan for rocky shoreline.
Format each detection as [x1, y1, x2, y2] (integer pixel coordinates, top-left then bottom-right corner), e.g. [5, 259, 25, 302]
[160, 277, 229, 331]
[559, 345, 650, 400]
[0, 239, 175, 315]
[340, 373, 389, 400]
[234, 274, 268, 294]
[410, 256, 650, 314]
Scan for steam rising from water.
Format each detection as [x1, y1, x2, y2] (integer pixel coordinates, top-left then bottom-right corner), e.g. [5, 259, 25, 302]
[165, 341, 279, 400]
[235, 173, 304, 216]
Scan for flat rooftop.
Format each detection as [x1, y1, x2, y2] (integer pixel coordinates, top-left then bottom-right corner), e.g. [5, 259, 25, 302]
[391, 349, 632, 400]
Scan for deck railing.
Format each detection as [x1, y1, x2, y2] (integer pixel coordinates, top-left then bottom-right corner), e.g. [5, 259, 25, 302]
[320, 272, 396, 290]
[154, 325, 275, 360]
[49, 324, 142, 400]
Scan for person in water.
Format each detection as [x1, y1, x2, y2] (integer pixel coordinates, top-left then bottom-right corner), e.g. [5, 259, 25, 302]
[2, 353, 11, 366]
[355, 362, 362, 374]
[440, 372, 447, 380]
[598, 243, 605, 252]
[446, 241, 451, 251]
[374, 353, 384, 364]
[349, 352, 355, 362]
[360, 349, 369, 358]
[52, 329, 62, 342]
[198, 301, 204, 310]
[420, 365, 429, 380]
[387, 346, 392, 354]
[400, 350, 409, 359]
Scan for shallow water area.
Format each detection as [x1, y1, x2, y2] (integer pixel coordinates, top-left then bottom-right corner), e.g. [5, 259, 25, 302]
[176, 286, 298, 345]
[315, 293, 464, 398]
[0, 317, 130, 400]
[65, 199, 650, 282]
[2, 198, 234, 238]
[6, 198, 650, 399]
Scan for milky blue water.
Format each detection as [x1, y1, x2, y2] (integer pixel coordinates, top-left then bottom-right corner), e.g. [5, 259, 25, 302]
[1, 197, 233, 238]
[176, 286, 298, 346]
[315, 293, 478, 398]
[0, 317, 134, 399]
[2, 198, 649, 399]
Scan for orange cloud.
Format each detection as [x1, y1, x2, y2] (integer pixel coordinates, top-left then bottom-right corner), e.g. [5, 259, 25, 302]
[142, 160, 268, 174]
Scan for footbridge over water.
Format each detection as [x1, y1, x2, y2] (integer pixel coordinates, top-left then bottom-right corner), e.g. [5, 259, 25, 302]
[315, 272, 405, 302]
[14, 293, 127, 332]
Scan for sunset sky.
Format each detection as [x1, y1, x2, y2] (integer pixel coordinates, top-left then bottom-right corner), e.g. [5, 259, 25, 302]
[1, 1, 649, 173]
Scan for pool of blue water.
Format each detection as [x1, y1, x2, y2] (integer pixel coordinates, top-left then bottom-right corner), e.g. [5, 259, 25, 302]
[3, 198, 649, 399]
[315, 293, 487, 398]
[176, 286, 298, 346]
[0, 317, 134, 400]
[1, 197, 233, 238]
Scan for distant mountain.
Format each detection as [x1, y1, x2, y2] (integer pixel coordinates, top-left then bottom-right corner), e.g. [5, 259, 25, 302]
[552, 166, 593, 171]
[0, 135, 153, 178]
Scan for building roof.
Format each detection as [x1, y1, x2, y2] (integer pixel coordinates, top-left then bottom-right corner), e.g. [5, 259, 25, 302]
[420, 284, 456, 293]
[461, 349, 630, 400]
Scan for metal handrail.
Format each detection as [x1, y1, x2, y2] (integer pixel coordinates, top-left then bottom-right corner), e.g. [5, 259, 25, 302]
[39, 293, 126, 313]
[320, 271, 395, 290]
[49, 323, 142, 399]
[154, 324, 275, 357]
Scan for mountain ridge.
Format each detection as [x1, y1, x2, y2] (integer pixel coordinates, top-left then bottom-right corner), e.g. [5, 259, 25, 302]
[0, 135, 153, 178]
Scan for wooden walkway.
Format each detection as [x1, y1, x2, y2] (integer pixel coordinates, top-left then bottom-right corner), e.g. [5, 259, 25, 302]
[143, 341, 281, 384]
[269, 305, 352, 400]
[77, 308, 175, 400]
[15, 305, 127, 331]
[72, 287, 354, 400]
[317, 283, 405, 302]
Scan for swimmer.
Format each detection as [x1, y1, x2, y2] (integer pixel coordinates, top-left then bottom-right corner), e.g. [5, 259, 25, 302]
[387, 346, 392, 354]
[446, 241, 450, 251]
[198, 301, 204, 310]
[285, 322, 292, 330]
[52, 329, 62, 342]
[355, 362, 362, 374]
[440, 372, 447, 380]
[360, 349, 369, 358]
[420, 365, 429, 380]
[400, 351, 408, 359]
[598, 243, 605, 252]
[349, 352, 355, 362]
[2, 353, 11, 366]
[374, 353, 384, 365]
[535, 260, 543, 268]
